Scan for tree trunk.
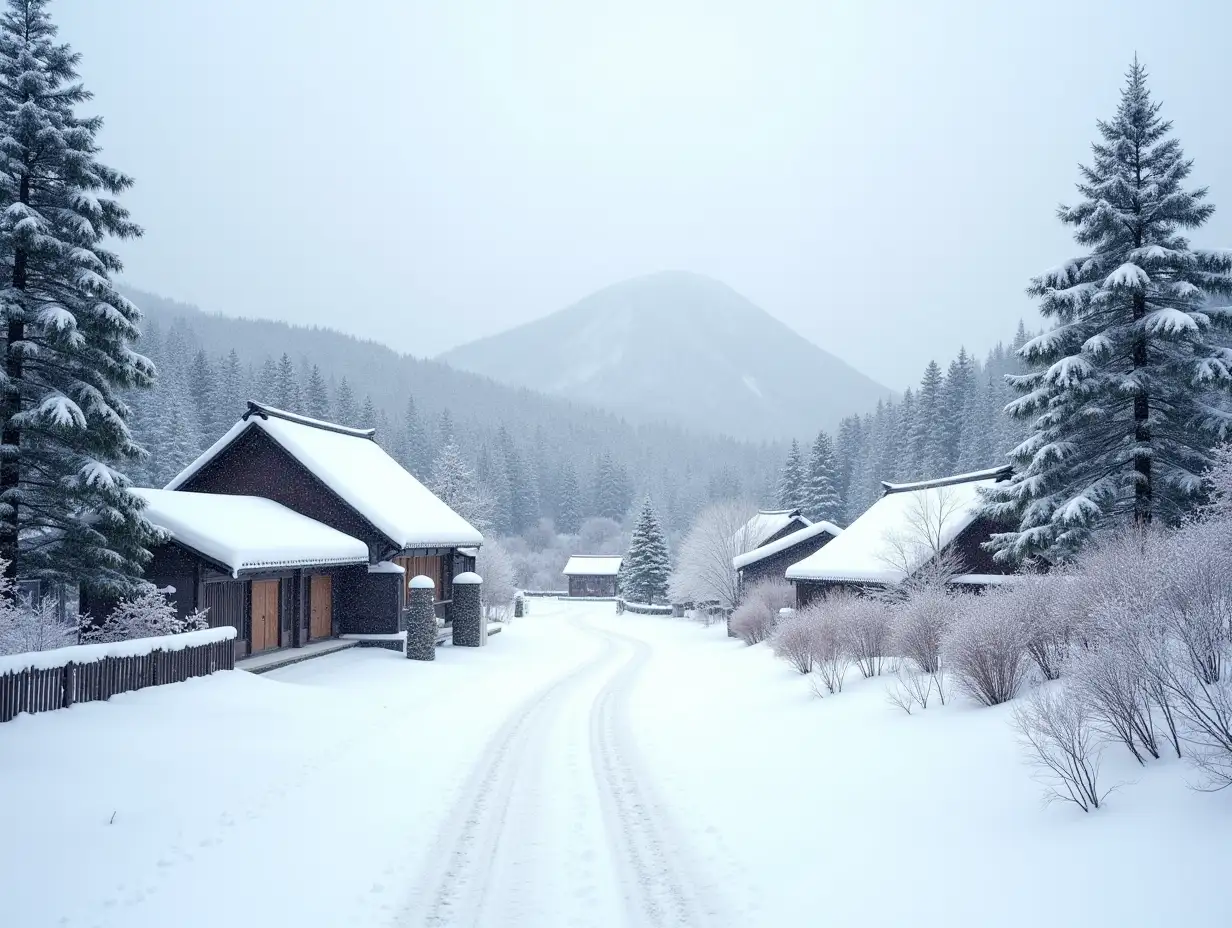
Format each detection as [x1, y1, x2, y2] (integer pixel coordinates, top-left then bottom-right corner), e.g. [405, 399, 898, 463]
[0, 172, 29, 580]
[1132, 290, 1151, 525]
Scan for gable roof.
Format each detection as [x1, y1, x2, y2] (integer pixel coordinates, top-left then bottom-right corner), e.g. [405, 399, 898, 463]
[735, 509, 812, 552]
[166, 403, 484, 551]
[732, 520, 842, 570]
[563, 555, 623, 577]
[133, 488, 369, 577]
[785, 467, 1012, 585]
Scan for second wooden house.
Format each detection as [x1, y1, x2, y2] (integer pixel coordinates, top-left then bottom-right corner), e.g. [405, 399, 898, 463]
[164, 402, 484, 642]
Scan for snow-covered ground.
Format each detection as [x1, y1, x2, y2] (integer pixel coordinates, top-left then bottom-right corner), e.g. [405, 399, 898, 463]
[1, 600, 1228, 927]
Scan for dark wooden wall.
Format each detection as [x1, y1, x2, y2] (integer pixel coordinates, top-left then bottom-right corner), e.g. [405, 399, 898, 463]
[568, 575, 617, 597]
[949, 517, 1013, 576]
[334, 565, 403, 635]
[739, 532, 835, 593]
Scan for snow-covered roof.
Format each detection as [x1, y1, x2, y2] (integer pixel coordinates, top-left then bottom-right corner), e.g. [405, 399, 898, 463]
[785, 468, 1011, 585]
[563, 555, 623, 577]
[166, 403, 484, 551]
[133, 488, 370, 577]
[735, 509, 811, 552]
[732, 520, 842, 570]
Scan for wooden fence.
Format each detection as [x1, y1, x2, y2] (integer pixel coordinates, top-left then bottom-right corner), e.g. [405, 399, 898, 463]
[0, 633, 235, 724]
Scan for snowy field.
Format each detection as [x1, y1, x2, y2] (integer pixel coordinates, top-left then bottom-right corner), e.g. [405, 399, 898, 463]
[1, 599, 1228, 927]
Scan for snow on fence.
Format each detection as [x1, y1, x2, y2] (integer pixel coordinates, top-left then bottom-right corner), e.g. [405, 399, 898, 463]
[520, 590, 567, 598]
[0, 627, 236, 724]
[618, 600, 674, 616]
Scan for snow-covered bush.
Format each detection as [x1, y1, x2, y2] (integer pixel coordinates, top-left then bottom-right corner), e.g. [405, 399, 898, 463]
[728, 579, 790, 646]
[1013, 686, 1109, 812]
[477, 539, 518, 622]
[834, 596, 893, 679]
[0, 590, 75, 656]
[890, 588, 952, 675]
[943, 592, 1028, 707]
[81, 587, 208, 644]
[802, 600, 851, 696]
[1005, 572, 1073, 681]
[770, 610, 815, 674]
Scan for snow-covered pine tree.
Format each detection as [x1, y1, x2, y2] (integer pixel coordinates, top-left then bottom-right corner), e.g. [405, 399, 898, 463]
[986, 59, 1232, 563]
[304, 364, 330, 419]
[593, 452, 628, 520]
[940, 348, 974, 473]
[187, 349, 219, 440]
[428, 438, 494, 533]
[333, 377, 357, 425]
[274, 353, 300, 413]
[0, 0, 156, 590]
[834, 415, 863, 505]
[802, 430, 843, 523]
[359, 395, 376, 429]
[399, 395, 430, 478]
[255, 355, 278, 403]
[437, 408, 454, 445]
[218, 349, 244, 422]
[621, 498, 670, 604]
[556, 459, 581, 533]
[777, 439, 806, 510]
[909, 360, 946, 480]
[885, 390, 913, 481]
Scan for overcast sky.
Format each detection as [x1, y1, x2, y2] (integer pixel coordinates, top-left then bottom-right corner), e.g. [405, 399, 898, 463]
[59, 0, 1232, 390]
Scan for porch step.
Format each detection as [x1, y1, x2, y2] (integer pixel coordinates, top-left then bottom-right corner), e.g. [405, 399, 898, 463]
[237, 639, 359, 674]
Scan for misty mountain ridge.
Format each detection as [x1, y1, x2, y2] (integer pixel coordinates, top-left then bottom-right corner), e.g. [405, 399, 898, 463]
[438, 271, 893, 441]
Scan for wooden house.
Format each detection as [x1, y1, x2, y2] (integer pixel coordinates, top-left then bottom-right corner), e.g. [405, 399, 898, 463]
[126, 489, 371, 658]
[164, 402, 483, 637]
[562, 555, 622, 598]
[734, 509, 813, 553]
[785, 466, 1015, 607]
[733, 520, 842, 593]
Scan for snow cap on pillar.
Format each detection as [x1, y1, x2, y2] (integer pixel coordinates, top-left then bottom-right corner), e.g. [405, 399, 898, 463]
[454, 571, 483, 585]
[409, 575, 435, 589]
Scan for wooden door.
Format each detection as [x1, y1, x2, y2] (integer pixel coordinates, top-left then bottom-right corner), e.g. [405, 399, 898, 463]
[309, 574, 333, 639]
[249, 580, 280, 652]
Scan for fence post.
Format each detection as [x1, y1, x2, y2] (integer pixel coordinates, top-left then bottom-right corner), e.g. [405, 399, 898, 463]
[406, 576, 437, 661]
[451, 572, 484, 647]
[61, 661, 74, 709]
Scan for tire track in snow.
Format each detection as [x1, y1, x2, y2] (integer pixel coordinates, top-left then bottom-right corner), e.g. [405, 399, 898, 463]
[588, 626, 731, 928]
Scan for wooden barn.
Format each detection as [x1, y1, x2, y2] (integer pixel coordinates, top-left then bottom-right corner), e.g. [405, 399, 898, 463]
[164, 402, 483, 637]
[734, 509, 813, 553]
[733, 519, 842, 593]
[562, 555, 622, 598]
[128, 488, 371, 659]
[785, 466, 1016, 607]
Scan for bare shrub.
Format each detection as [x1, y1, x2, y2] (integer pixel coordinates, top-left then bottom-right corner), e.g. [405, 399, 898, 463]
[728, 579, 790, 646]
[886, 664, 938, 714]
[771, 610, 814, 674]
[1013, 686, 1110, 812]
[1002, 572, 1073, 681]
[668, 500, 758, 613]
[891, 588, 952, 674]
[834, 596, 893, 679]
[800, 600, 851, 695]
[943, 592, 1029, 707]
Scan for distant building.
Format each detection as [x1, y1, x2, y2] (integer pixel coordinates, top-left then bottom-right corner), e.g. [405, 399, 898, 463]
[733, 520, 842, 592]
[785, 466, 1016, 606]
[734, 508, 813, 553]
[562, 555, 622, 598]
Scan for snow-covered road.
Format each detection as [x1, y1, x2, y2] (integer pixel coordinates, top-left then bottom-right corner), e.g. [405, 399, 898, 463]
[399, 619, 727, 927]
[3, 598, 1229, 928]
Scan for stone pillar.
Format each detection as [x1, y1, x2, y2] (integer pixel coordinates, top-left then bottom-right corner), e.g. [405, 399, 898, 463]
[452, 572, 484, 647]
[405, 576, 437, 661]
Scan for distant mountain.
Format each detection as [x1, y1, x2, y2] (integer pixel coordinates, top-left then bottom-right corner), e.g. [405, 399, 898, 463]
[121, 287, 784, 534]
[438, 271, 893, 441]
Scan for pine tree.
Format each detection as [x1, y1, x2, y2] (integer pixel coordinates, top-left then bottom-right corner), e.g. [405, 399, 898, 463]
[802, 430, 843, 523]
[556, 459, 581, 533]
[218, 349, 244, 421]
[399, 395, 430, 478]
[777, 439, 806, 510]
[304, 364, 330, 419]
[593, 452, 627, 520]
[621, 498, 670, 604]
[255, 355, 278, 404]
[909, 361, 946, 479]
[333, 377, 357, 425]
[187, 349, 218, 440]
[359, 395, 376, 429]
[987, 59, 1232, 563]
[274, 353, 299, 413]
[940, 348, 974, 473]
[428, 439, 494, 534]
[0, 0, 156, 590]
[437, 408, 454, 445]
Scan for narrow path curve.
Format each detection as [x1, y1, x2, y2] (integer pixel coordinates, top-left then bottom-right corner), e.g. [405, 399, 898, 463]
[393, 616, 731, 928]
